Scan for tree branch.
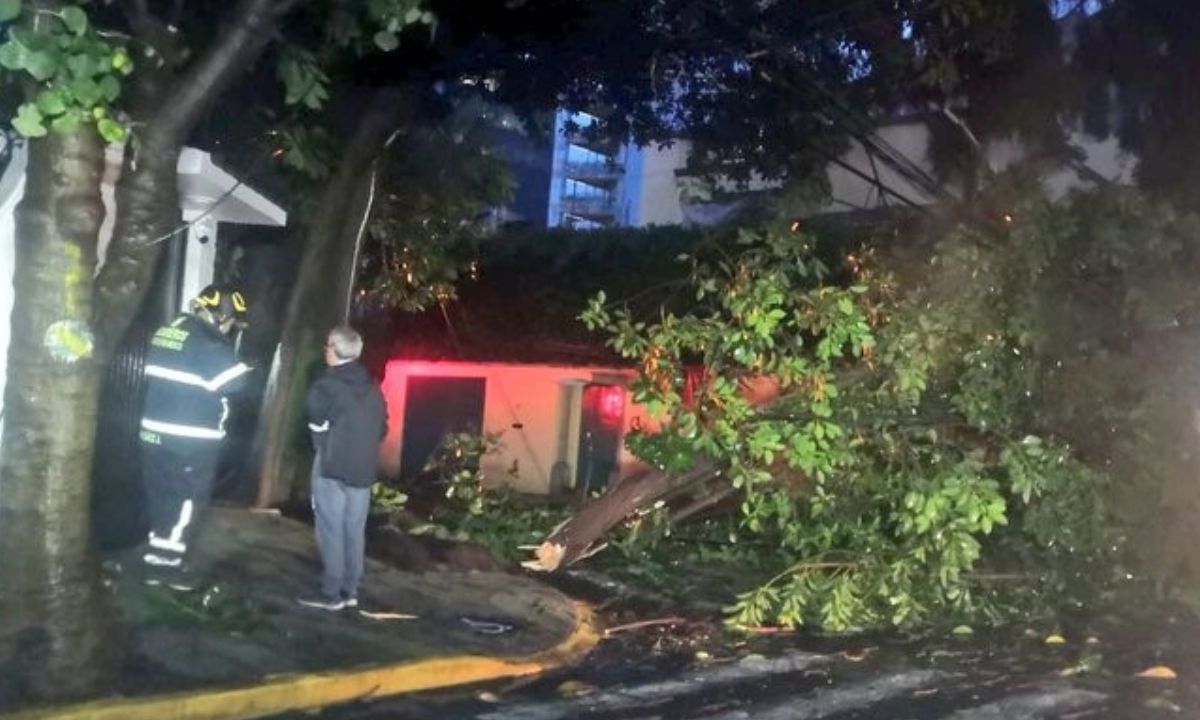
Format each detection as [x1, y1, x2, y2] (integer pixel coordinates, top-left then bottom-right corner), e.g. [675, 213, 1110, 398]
[120, 0, 184, 67]
[940, 105, 983, 154]
[271, 0, 311, 19]
[152, 0, 309, 143]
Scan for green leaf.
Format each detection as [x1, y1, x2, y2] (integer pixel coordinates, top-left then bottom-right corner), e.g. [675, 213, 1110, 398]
[60, 6, 87, 35]
[50, 109, 81, 134]
[98, 74, 120, 102]
[68, 76, 101, 107]
[35, 89, 66, 116]
[111, 50, 132, 74]
[12, 102, 46, 138]
[96, 117, 126, 143]
[404, 7, 422, 24]
[65, 53, 93, 78]
[0, 0, 20, 23]
[0, 40, 23, 69]
[373, 30, 399, 52]
[23, 49, 58, 81]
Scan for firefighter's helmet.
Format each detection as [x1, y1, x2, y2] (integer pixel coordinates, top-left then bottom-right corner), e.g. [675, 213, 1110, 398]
[193, 284, 248, 326]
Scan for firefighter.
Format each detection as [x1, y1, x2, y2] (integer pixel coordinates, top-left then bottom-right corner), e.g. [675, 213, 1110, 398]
[139, 284, 252, 586]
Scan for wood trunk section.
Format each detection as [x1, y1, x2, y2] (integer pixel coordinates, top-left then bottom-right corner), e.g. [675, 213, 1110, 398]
[93, 134, 180, 354]
[0, 129, 116, 707]
[526, 380, 791, 571]
[255, 88, 413, 505]
[527, 460, 720, 572]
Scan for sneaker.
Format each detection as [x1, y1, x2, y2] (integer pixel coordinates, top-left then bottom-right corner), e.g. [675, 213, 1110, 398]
[296, 594, 346, 611]
[342, 596, 359, 609]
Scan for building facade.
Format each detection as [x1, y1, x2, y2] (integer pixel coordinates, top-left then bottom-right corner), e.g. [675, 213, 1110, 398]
[535, 110, 1137, 231]
[379, 358, 661, 495]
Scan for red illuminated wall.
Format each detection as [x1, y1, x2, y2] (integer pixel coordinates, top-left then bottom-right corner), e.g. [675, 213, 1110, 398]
[379, 360, 656, 494]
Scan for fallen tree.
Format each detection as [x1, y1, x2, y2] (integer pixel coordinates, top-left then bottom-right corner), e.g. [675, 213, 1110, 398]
[520, 183, 1153, 631]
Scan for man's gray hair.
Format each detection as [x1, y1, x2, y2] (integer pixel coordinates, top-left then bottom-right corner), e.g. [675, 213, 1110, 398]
[327, 325, 363, 361]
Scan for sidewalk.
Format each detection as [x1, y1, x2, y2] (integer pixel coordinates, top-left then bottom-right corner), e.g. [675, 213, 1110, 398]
[5, 508, 598, 720]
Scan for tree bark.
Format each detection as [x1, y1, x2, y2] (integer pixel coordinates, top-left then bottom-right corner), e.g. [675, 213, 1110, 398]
[94, 0, 301, 353]
[525, 381, 797, 571]
[255, 88, 412, 506]
[0, 129, 115, 707]
[526, 460, 720, 572]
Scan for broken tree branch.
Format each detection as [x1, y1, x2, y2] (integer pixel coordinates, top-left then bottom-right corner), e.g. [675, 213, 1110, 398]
[604, 617, 688, 636]
[526, 460, 721, 572]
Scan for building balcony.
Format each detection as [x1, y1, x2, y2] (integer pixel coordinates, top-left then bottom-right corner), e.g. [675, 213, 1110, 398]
[563, 162, 622, 184]
[564, 129, 622, 155]
[560, 196, 617, 219]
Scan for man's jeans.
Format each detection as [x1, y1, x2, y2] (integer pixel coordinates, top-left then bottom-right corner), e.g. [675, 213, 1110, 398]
[312, 469, 371, 600]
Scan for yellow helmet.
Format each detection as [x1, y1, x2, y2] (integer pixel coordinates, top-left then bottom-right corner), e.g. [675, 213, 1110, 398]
[194, 284, 248, 325]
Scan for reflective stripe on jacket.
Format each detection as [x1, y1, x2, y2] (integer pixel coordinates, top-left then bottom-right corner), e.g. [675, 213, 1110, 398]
[141, 314, 250, 441]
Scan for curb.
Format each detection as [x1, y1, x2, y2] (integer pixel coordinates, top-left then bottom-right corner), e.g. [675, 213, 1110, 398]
[3, 601, 600, 720]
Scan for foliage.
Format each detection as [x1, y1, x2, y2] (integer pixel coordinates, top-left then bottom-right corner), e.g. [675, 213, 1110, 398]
[0, 0, 131, 141]
[355, 99, 515, 311]
[581, 184, 1145, 632]
[512, 0, 1072, 186]
[274, 0, 428, 112]
[141, 583, 267, 635]
[428, 431, 496, 518]
[371, 481, 408, 516]
[0, 0, 430, 143]
[1071, 1, 1200, 207]
[403, 432, 568, 564]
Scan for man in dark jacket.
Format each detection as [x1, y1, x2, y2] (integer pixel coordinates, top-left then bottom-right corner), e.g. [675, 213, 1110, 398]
[298, 325, 388, 610]
[140, 284, 252, 587]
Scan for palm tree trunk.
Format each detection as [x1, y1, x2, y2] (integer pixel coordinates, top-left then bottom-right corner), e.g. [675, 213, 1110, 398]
[0, 128, 115, 707]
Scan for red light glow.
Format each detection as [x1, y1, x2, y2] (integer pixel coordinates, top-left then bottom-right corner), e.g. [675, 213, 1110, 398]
[584, 384, 625, 427]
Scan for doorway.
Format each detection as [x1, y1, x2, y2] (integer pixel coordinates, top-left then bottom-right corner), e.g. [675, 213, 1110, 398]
[399, 376, 486, 480]
[575, 383, 625, 491]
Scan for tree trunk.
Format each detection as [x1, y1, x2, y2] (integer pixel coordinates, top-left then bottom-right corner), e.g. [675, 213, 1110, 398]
[0, 129, 115, 707]
[255, 88, 411, 505]
[93, 0, 297, 352]
[93, 132, 181, 351]
[526, 460, 720, 572]
[525, 382, 797, 571]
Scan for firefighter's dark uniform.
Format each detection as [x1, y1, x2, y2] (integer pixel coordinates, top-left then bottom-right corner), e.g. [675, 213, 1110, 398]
[140, 313, 251, 569]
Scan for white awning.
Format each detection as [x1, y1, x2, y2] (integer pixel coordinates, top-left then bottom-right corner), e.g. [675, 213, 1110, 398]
[176, 148, 287, 227]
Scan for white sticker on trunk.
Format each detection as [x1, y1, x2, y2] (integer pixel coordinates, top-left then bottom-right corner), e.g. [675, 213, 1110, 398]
[44, 319, 94, 362]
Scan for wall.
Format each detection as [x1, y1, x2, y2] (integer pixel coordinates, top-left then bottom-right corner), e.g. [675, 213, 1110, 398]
[823, 121, 942, 211]
[628, 141, 690, 227]
[616, 120, 1137, 224]
[493, 124, 554, 228]
[379, 359, 658, 495]
[0, 140, 25, 437]
[986, 129, 1135, 195]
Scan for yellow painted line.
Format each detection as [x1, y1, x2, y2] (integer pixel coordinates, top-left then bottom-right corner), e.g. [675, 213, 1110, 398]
[4, 602, 600, 720]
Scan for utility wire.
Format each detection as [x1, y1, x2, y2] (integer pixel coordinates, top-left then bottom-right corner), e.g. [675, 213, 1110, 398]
[699, 3, 954, 209]
[796, 66, 947, 195]
[784, 65, 952, 202]
[126, 146, 285, 249]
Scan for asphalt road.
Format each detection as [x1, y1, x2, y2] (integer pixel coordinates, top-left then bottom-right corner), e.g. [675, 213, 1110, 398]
[277, 620, 1199, 720]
